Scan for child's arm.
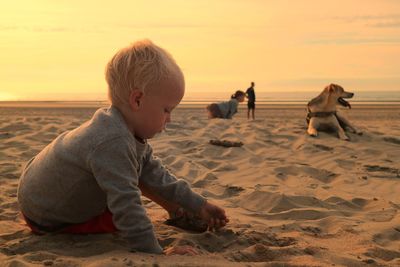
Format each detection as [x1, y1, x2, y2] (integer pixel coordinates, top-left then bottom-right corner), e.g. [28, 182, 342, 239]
[140, 146, 229, 230]
[89, 138, 163, 254]
[139, 145, 206, 214]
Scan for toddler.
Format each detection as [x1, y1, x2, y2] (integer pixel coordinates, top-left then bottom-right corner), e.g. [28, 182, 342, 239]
[17, 40, 228, 255]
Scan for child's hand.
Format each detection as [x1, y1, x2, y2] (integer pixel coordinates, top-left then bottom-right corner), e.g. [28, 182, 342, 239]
[164, 245, 198, 255]
[198, 201, 229, 230]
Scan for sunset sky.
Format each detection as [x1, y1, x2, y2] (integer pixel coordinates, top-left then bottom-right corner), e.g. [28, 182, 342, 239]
[1, 0, 400, 101]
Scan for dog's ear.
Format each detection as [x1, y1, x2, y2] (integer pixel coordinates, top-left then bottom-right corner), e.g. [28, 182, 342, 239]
[325, 84, 336, 93]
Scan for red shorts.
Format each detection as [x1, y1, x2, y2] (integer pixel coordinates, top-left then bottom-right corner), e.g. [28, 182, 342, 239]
[23, 209, 117, 234]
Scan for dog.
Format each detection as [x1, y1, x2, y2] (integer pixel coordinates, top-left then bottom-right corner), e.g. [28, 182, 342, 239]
[306, 84, 362, 140]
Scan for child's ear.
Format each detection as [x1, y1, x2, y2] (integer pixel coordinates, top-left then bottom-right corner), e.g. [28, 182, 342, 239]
[129, 89, 144, 111]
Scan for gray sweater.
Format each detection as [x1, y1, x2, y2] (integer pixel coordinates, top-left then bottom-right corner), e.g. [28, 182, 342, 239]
[17, 106, 206, 254]
[217, 99, 239, 119]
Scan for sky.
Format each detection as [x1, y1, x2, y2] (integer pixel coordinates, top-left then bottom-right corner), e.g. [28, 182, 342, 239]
[1, 0, 400, 101]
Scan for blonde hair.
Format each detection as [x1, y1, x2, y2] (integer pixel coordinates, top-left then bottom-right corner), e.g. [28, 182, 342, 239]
[105, 39, 183, 106]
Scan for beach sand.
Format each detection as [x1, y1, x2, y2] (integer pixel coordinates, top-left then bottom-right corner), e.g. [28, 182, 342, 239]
[1, 103, 399, 266]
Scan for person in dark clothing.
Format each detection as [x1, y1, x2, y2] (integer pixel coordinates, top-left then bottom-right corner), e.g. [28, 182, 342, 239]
[246, 82, 256, 120]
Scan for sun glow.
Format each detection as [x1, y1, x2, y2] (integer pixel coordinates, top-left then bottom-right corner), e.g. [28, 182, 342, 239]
[0, 92, 17, 101]
[1, 1, 399, 101]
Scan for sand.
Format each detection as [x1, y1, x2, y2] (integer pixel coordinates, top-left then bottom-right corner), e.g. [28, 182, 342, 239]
[0, 103, 399, 267]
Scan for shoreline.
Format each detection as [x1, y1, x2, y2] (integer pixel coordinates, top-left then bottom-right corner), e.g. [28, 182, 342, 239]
[1, 100, 400, 109]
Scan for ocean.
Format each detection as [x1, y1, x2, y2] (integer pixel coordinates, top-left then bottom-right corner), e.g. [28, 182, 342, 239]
[182, 90, 400, 105]
[0, 90, 399, 108]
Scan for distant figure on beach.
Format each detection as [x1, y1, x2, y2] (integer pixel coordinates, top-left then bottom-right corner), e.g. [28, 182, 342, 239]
[246, 82, 256, 120]
[206, 90, 246, 119]
[17, 40, 228, 255]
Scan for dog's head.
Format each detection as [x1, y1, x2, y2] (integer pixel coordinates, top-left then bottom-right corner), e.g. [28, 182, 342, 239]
[325, 84, 353, 109]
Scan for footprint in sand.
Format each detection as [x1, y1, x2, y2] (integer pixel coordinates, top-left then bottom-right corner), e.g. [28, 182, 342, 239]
[19, 149, 41, 160]
[161, 155, 176, 165]
[300, 225, 323, 236]
[2, 233, 126, 259]
[1, 123, 31, 133]
[0, 229, 28, 242]
[220, 132, 239, 140]
[189, 229, 296, 258]
[264, 157, 285, 163]
[364, 164, 400, 178]
[274, 165, 338, 183]
[254, 184, 279, 191]
[383, 136, 400, 145]
[192, 172, 218, 188]
[200, 184, 244, 199]
[245, 141, 268, 154]
[197, 159, 221, 169]
[366, 209, 397, 222]
[0, 200, 19, 210]
[167, 158, 185, 169]
[313, 143, 334, 152]
[307, 183, 319, 189]
[43, 124, 58, 131]
[269, 134, 296, 142]
[22, 251, 58, 264]
[372, 227, 400, 247]
[2, 141, 29, 152]
[170, 139, 200, 149]
[224, 185, 245, 197]
[364, 246, 400, 262]
[335, 159, 356, 170]
[362, 148, 383, 156]
[239, 191, 363, 221]
[228, 242, 302, 262]
[2, 259, 32, 266]
[178, 167, 200, 181]
[0, 132, 14, 139]
[188, 229, 238, 253]
[324, 196, 367, 210]
[214, 163, 238, 172]
[351, 197, 369, 207]
[247, 156, 264, 164]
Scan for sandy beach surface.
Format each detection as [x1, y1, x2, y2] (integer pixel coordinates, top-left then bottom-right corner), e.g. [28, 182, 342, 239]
[1, 103, 399, 267]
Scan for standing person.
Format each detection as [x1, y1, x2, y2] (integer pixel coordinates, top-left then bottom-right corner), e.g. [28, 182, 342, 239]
[206, 90, 246, 119]
[246, 82, 256, 120]
[17, 40, 228, 255]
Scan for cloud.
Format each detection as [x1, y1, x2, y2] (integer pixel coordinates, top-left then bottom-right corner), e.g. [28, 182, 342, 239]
[330, 14, 400, 28]
[0, 23, 212, 34]
[331, 14, 400, 22]
[0, 25, 20, 31]
[306, 37, 400, 45]
[31, 27, 70, 32]
[118, 23, 206, 29]
[0, 25, 72, 33]
[368, 22, 400, 28]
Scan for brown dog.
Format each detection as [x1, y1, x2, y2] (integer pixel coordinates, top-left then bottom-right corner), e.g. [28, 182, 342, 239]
[306, 84, 362, 140]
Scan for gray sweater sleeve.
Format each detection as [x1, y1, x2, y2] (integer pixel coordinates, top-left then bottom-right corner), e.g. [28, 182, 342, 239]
[226, 99, 238, 119]
[140, 146, 206, 214]
[89, 137, 163, 254]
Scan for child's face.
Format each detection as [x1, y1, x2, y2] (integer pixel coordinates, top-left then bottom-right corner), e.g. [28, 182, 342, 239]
[133, 75, 184, 139]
